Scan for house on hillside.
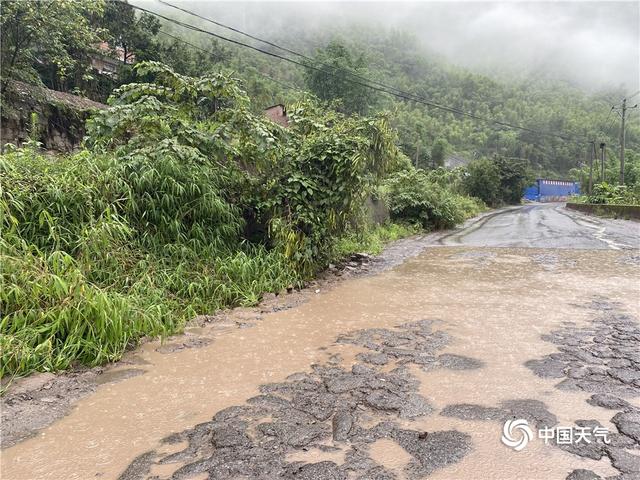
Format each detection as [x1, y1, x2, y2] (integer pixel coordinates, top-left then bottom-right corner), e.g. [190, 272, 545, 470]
[90, 42, 136, 76]
[264, 104, 289, 127]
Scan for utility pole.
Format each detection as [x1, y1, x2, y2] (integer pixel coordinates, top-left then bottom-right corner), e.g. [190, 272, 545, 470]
[620, 98, 626, 185]
[415, 143, 420, 168]
[588, 141, 594, 194]
[599, 142, 606, 182]
[615, 98, 639, 185]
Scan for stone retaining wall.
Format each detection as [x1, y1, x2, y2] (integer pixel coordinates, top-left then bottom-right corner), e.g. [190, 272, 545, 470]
[566, 202, 640, 220]
[1, 81, 105, 152]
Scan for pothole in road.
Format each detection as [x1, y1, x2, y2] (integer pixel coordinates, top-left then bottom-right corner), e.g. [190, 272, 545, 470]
[523, 299, 640, 479]
[117, 320, 478, 480]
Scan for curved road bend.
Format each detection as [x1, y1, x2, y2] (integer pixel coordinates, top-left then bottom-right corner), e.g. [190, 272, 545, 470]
[437, 202, 639, 250]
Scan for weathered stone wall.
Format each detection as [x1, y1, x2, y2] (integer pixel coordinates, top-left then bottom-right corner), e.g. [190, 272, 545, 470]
[1, 81, 106, 152]
[364, 196, 390, 225]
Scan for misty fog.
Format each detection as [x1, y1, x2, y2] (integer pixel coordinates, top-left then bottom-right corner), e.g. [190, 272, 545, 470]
[148, 0, 640, 93]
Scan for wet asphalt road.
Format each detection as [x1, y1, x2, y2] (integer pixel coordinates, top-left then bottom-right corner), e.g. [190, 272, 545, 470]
[438, 203, 639, 250]
[3, 203, 639, 480]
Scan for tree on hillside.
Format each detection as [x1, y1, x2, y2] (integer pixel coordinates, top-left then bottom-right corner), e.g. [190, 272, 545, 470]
[0, 0, 104, 92]
[97, 0, 160, 65]
[430, 138, 448, 168]
[463, 158, 501, 206]
[463, 156, 530, 206]
[303, 40, 375, 115]
[494, 156, 530, 204]
[157, 37, 230, 78]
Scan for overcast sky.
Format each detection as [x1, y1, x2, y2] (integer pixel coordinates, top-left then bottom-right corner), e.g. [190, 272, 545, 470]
[149, 1, 640, 92]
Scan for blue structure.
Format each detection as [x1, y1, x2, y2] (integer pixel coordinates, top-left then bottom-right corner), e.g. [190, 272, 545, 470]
[523, 179, 580, 202]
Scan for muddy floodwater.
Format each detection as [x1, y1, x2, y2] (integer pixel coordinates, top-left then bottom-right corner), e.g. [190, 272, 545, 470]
[2, 205, 639, 480]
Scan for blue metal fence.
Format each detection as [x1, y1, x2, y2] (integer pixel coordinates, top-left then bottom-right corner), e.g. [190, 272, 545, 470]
[523, 179, 580, 202]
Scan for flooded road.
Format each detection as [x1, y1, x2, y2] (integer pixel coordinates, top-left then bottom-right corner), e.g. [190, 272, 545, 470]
[2, 204, 639, 480]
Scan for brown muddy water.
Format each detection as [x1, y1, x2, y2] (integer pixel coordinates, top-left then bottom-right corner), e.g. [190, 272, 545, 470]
[2, 246, 639, 480]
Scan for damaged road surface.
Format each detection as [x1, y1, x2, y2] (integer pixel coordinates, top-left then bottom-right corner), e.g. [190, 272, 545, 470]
[2, 203, 639, 480]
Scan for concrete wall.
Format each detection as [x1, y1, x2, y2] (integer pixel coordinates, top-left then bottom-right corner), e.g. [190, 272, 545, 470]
[364, 196, 390, 225]
[566, 203, 640, 220]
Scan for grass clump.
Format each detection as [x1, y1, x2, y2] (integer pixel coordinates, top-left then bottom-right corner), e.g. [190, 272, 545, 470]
[334, 223, 419, 258]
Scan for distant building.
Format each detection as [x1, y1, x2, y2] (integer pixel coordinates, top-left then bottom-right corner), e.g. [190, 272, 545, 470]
[264, 104, 289, 127]
[523, 179, 580, 202]
[444, 154, 470, 169]
[90, 42, 135, 76]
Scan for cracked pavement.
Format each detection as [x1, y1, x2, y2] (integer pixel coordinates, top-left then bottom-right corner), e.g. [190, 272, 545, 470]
[2, 204, 639, 480]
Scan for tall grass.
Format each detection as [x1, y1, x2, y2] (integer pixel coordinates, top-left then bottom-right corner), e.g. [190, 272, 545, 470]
[0, 148, 299, 378]
[1, 240, 174, 376]
[334, 222, 419, 258]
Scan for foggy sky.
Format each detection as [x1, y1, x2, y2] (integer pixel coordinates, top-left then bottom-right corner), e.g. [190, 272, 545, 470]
[148, 1, 640, 92]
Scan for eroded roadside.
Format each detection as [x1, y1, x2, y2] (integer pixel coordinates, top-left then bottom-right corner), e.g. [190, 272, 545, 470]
[0, 221, 462, 451]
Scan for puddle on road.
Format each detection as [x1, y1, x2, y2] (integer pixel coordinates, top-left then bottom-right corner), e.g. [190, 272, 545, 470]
[286, 445, 347, 465]
[413, 417, 617, 480]
[369, 438, 413, 477]
[2, 247, 638, 480]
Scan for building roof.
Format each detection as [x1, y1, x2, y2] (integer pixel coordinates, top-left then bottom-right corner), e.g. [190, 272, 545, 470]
[9, 81, 106, 111]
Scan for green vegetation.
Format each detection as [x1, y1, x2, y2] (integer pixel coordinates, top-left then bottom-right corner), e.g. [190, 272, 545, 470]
[334, 223, 419, 258]
[303, 40, 375, 115]
[383, 169, 485, 229]
[3, 1, 638, 178]
[463, 157, 531, 207]
[0, 0, 104, 92]
[569, 150, 640, 206]
[2, 1, 637, 379]
[573, 183, 640, 206]
[0, 63, 423, 378]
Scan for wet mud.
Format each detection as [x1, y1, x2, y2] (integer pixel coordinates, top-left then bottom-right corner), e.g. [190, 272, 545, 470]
[117, 320, 476, 480]
[2, 204, 639, 480]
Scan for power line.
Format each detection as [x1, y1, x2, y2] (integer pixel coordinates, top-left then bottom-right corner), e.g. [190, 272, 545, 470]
[157, 29, 301, 92]
[128, 1, 587, 147]
[156, 0, 440, 103]
[627, 90, 640, 100]
[157, 0, 589, 144]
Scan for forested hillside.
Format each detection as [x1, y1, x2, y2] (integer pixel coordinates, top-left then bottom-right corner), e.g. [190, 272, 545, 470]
[5, 1, 637, 178]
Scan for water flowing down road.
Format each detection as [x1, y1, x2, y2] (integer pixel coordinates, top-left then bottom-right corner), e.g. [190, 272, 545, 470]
[2, 204, 639, 480]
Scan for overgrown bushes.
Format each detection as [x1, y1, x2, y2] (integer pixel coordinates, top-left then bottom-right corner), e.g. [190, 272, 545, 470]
[382, 168, 485, 229]
[0, 62, 488, 378]
[0, 63, 406, 378]
[577, 182, 640, 206]
[463, 156, 529, 207]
